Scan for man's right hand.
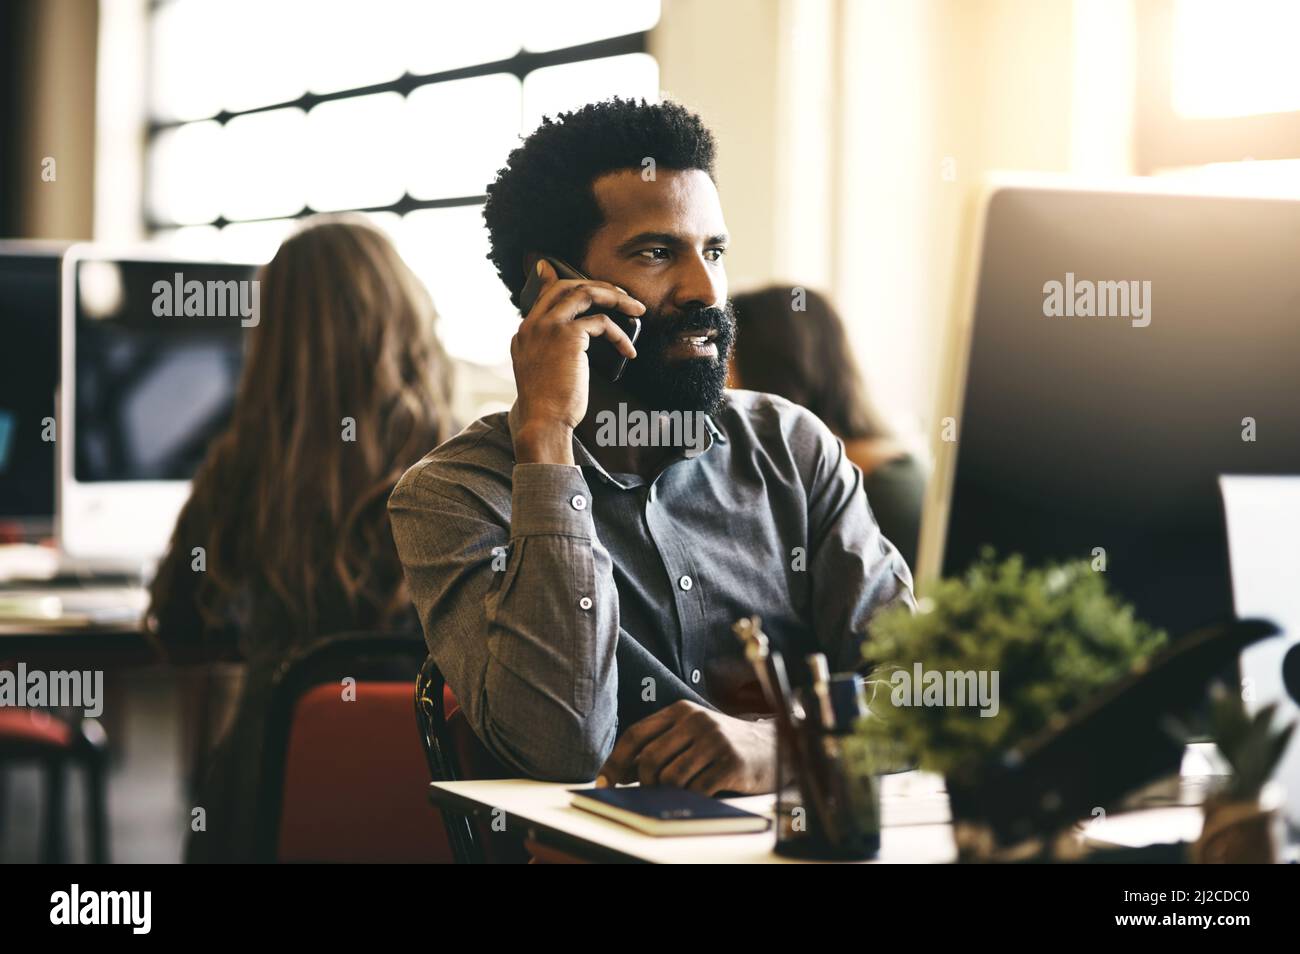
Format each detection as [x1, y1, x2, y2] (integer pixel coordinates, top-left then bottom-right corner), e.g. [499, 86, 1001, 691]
[510, 258, 643, 465]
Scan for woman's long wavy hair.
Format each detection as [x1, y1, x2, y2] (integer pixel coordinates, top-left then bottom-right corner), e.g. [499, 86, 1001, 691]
[183, 216, 453, 640]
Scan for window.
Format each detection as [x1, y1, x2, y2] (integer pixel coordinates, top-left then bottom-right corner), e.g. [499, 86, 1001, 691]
[1171, 0, 1300, 119]
[1135, 0, 1300, 178]
[146, 0, 661, 366]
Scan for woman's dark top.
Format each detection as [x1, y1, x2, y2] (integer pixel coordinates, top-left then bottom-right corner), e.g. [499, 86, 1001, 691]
[858, 453, 926, 573]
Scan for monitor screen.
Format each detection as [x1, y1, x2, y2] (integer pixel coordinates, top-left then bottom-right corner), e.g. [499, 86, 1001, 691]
[71, 257, 255, 483]
[942, 186, 1300, 638]
[0, 247, 62, 522]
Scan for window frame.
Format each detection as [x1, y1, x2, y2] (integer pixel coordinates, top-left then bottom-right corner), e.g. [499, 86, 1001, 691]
[142, 14, 651, 231]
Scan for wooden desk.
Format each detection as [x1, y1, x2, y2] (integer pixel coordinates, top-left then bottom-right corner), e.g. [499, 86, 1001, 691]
[430, 771, 959, 863]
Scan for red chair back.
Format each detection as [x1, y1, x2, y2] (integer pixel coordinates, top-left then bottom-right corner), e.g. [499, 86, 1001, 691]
[277, 681, 453, 863]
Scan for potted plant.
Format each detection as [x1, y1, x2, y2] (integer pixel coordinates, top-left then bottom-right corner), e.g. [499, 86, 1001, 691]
[856, 550, 1167, 859]
[1190, 682, 1294, 864]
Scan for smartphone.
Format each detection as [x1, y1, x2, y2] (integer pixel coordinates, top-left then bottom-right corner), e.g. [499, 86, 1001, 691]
[518, 256, 642, 383]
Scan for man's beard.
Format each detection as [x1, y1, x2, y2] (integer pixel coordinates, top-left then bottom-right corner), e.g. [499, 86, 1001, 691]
[618, 300, 736, 414]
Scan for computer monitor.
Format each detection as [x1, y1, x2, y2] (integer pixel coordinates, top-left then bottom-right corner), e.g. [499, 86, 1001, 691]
[922, 178, 1300, 638]
[0, 241, 66, 537]
[58, 245, 256, 568]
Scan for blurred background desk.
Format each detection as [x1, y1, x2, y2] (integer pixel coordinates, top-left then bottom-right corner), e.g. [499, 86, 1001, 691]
[0, 582, 231, 862]
[0, 545, 151, 661]
[0, 583, 151, 666]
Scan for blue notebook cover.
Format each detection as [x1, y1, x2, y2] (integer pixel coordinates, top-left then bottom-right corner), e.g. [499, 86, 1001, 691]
[569, 785, 771, 835]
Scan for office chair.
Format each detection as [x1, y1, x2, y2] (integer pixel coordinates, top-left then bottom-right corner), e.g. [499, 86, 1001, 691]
[255, 632, 452, 863]
[0, 708, 109, 863]
[414, 655, 529, 864]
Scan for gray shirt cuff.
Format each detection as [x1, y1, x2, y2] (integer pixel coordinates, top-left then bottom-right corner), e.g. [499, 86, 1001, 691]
[510, 463, 597, 538]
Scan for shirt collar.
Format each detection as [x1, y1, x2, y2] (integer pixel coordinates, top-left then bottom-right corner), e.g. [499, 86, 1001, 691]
[506, 401, 726, 489]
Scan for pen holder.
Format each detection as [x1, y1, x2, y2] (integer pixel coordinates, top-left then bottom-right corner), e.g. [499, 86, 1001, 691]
[773, 687, 881, 861]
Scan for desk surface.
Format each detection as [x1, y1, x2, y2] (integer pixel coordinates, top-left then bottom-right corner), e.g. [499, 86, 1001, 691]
[430, 771, 959, 863]
[429, 771, 1209, 864]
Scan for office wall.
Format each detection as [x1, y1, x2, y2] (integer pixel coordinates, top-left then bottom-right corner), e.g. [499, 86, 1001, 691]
[6, 0, 98, 240]
[650, 0, 791, 295]
[653, 0, 1137, 445]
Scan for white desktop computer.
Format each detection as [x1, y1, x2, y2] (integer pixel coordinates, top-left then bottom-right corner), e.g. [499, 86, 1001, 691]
[57, 244, 258, 574]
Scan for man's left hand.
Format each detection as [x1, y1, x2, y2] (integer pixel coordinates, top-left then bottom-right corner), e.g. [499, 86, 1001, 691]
[597, 700, 776, 795]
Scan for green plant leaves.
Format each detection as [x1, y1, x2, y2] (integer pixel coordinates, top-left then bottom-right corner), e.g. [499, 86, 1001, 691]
[857, 551, 1166, 776]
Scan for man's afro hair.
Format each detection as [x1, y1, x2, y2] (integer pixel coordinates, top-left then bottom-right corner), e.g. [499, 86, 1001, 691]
[482, 97, 717, 307]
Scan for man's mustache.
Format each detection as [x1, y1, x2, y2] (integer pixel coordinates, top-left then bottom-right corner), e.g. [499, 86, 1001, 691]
[640, 302, 736, 348]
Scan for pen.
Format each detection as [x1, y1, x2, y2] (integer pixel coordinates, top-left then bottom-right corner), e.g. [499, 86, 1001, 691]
[732, 616, 841, 846]
[806, 653, 836, 730]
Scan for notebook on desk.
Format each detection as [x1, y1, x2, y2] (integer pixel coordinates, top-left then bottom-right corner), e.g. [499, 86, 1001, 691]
[570, 786, 772, 836]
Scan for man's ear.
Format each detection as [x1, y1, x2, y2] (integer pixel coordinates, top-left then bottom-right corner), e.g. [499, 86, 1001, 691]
[521, 251, 541, 279]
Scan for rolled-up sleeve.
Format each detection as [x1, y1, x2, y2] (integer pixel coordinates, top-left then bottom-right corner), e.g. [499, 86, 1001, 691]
[389, 460, 619, 780]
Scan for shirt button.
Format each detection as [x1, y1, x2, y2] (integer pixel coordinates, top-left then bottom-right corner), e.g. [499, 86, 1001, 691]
[690, 668, 702, 685]
[678, 575, 693, 591]
[578, 596, 593, 611]
[570, 494, 587, 511]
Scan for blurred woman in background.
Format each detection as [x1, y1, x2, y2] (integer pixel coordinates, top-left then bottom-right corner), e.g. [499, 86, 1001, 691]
[729, 285, 925, 570]
[148, 216, 454, 861]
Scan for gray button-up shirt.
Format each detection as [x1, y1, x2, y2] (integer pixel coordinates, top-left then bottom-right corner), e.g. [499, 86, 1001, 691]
[389, 389, 915, 781]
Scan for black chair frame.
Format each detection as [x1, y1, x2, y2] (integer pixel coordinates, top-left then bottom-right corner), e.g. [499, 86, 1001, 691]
[0, 715, 109, 863]
[414, 655, 484, 864]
